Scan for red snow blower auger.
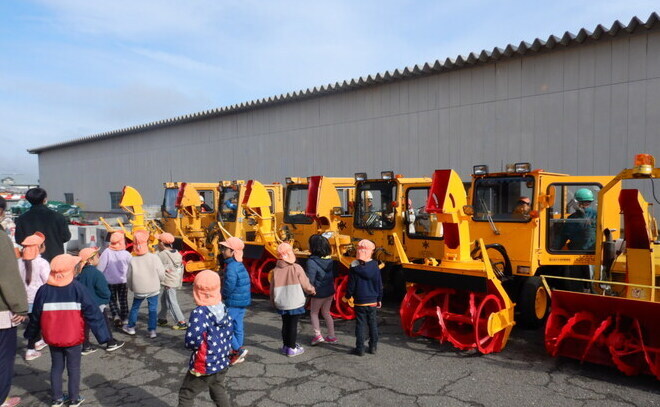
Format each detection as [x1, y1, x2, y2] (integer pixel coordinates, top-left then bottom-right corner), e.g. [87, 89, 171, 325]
[395, 169, 516, 354]
[544, 154, 660, 380]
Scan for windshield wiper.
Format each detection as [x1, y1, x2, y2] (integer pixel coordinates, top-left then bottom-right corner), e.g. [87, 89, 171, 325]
[479, 197, 501, 235]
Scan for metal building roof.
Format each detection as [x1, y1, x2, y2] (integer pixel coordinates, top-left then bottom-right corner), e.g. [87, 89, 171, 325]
[29, 13, 660, 154]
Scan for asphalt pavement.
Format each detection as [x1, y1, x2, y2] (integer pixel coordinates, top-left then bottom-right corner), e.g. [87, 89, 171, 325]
[10, 285, 660, 406]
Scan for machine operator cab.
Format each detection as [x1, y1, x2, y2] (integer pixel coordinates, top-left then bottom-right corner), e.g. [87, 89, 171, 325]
[468, 162, 618, 284]
[161, 182, 220, 234]
[353, 172, 443, 262]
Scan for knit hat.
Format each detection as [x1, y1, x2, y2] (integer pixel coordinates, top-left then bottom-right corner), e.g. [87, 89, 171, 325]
[277, 242, 296, 264]
[156, 232, 175, 245]
[219, 236, 245, 262]
[133, 229, 150, 255]
[193, 270, 221, 306]
[356, 239, 375, 262]
[109, 231, 126, 251]
[48, 254, 82, 287]
[79, 247, 99, 264]
[21, 232, 45, 261]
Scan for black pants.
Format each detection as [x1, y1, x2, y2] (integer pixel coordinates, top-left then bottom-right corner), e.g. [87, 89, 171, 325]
[108, 283, 128, 321]
[178, 370, 230, 407]
[50, 345, 82, 401]
[281, 314, 301, 348]
[25, 312, 42, 349]
[355, 306, 378, 351]
[0, 327, 17, 402]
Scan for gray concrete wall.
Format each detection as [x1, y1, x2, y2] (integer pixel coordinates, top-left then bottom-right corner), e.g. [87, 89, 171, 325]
[37, 30, 660, 212]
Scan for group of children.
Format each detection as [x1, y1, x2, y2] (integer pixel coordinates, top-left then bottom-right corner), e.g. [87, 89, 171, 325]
[270, 236, 382, 357]
[15, 229, 190, 406]
[14, 229, 382, 407]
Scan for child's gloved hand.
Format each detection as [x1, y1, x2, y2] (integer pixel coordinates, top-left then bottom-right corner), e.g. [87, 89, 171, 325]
[341, 296, 354, 308]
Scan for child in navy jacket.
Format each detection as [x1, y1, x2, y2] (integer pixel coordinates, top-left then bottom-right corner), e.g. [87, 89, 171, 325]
[345, 240, 383, 356]
[179, 270, 233, 407]
[26, 254, 111, 407]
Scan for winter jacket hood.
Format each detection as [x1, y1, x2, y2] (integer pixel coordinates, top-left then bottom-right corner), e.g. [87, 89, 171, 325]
[186, 303, 233, 375]
[306, 256, 336, 298]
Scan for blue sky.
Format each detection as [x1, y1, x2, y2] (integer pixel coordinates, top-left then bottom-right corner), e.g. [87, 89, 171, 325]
[1, 1, 657, 180]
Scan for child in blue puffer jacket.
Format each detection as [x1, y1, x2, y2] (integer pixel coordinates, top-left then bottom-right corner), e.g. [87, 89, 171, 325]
[179, 270, 233, 407]
[219, 237, 251, 365]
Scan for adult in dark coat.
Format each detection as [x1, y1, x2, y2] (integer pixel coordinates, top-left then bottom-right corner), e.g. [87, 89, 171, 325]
[15, 188, 71, 262]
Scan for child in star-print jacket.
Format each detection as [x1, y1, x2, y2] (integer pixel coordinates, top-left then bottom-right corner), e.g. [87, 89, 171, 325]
[178, 270, 233, 407]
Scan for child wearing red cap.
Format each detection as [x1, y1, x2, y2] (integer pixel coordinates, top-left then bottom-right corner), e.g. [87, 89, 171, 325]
[178, 270, 233, 407]
[18, 232, 50, 361]
[26, 254, 112, 407]
[155, 233, 187, 330]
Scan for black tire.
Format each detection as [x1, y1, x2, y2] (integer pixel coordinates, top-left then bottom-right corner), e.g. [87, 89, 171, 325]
[517, 276, 549, 329]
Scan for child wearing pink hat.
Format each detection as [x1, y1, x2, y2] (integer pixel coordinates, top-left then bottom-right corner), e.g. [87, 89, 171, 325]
[75, 248, 124, 355]
[155, 233, 187, 330]
[18, 232, 50, 361]
[123, 230, 165, 338]
[26, 254, 111, 407]
[97, 232, 132, 326]
[345, 239, 382, 356]
[219, 236, 251, 365]
[270, 242, 316, 357]
[178, 270, 233, 407]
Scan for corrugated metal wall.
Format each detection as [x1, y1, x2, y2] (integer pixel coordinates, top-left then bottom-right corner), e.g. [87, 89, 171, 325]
[38, 30, 660, 212]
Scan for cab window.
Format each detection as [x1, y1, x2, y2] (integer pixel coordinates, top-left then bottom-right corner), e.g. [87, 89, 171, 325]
[219, 187, 239, 222]
[198, 190, 214, 213]
[354, 182, 396, 230]
[285, 185, 313, 224]
[473, 176, 534, 222]
[546, 184, 601, 254]
[336, 187, 354, 216]
[162, 188, 179, 218]
[405, 187, 442, 239]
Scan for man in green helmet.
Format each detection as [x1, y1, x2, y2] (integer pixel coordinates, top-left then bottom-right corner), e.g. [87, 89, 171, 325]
[556, 188, 597, 251]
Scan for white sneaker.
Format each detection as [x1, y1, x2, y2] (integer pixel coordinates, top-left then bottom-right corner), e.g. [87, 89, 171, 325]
[148, 330, 157, 339]
[25, 349, 42, 361]
[121, 325, 136, 335]
[35, 339, 48, 351]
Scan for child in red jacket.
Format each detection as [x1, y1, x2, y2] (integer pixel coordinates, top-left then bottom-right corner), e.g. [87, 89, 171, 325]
[26, 254, 111, 407]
